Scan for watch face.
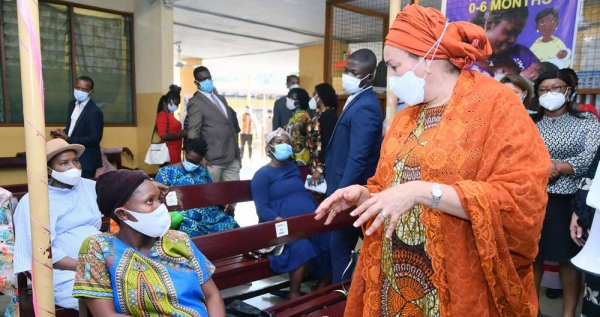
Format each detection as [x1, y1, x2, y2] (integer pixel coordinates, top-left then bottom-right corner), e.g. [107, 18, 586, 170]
[432, 186, 442, 197]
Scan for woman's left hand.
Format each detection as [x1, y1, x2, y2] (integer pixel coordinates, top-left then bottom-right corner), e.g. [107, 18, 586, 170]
[351, 182, 418, 238]
[570, 212, 587, 247]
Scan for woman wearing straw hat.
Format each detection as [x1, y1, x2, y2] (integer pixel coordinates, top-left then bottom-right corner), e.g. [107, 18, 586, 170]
[12, 139, 102, 310]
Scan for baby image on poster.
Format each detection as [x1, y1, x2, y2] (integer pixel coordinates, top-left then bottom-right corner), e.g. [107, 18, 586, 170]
[530, 8, 570, 68]
[444, 0, 578, 80]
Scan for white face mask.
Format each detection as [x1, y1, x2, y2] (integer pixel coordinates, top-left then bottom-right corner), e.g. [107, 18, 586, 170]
[286, 97, 297, 110]
[289, 84, 300, 89]
[389, 72, 426, 106]
[308, 96, 318, 110]
[342, 73, 369, 94]
[539, 91, 567, 111]
[388, 21, 449, 106]
[122, 203, 171, 238]
[50, 168, 82, 186]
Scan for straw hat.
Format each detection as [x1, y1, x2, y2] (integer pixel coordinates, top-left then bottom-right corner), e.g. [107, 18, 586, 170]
[46, 139, 85, 162]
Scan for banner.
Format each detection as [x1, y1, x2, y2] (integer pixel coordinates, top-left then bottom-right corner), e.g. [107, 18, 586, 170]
[443, 0, 580, 81]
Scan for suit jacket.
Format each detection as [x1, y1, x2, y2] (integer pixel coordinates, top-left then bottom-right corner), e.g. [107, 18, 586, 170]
[324, 88, 382, 196]
[273, 96, 292, 130]
[64, 99, 104, 171]
[186, 91, 239, 165]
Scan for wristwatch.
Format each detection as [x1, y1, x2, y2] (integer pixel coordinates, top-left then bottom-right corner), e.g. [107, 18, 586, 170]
[430, 183, 443, 209]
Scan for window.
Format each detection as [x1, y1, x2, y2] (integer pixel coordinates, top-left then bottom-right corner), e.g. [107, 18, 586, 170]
[0, 0, 134, 124]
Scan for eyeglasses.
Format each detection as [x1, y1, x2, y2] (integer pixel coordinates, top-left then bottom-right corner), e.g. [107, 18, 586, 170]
[538, 85, 568, 95]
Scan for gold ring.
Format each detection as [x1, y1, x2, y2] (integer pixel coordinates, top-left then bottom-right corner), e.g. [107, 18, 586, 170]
[330, 209, 337, 214]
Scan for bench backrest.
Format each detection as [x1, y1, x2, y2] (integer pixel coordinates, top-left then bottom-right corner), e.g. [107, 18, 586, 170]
[165, 180, 253, 210]
[578, 88, 600, 107]
[193, 210, 354, 261]
[0, 157, 26, 169]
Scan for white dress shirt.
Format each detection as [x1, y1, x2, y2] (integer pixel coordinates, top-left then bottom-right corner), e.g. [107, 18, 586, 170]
[67, 99, 90, 137]
[343, 87, 371, 111]
[199, 90, 228, 118]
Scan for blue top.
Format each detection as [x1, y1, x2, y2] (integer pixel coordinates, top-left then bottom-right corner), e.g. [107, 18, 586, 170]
[73, 230, 214, 317]
[251, 161, 331, 275]
[156, 164, 239, 236]
[251, 161, 317, 222]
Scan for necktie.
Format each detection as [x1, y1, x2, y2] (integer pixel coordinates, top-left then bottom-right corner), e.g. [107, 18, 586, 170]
[210, 94, 227, 117]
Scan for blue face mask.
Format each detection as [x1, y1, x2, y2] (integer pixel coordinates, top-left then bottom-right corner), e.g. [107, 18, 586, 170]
[74, 89, 90, 102]
[270, 144, 293, 161]
[182, 159, 200, 172]
[167, 103, 178, 113]
[198, 79, 214, 93]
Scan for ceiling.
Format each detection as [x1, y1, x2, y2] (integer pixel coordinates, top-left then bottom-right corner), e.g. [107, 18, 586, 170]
[167, 0, 444, 75]
[168, 0, 326, 74]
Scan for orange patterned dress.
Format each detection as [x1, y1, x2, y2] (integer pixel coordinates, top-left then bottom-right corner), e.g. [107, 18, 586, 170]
[345, 71, 550, 317]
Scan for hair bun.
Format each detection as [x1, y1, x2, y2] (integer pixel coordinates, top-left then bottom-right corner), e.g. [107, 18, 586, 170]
[169, 84, 182, 94]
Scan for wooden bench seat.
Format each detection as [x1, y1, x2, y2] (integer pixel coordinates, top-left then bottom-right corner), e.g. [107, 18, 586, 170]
[191, 210, 355, 307]
[267, 281, 349, 317]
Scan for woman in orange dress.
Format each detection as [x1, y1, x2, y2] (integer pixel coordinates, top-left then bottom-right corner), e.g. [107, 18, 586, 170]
[316, 5, 550, 316]
[155, 84, 187, 164]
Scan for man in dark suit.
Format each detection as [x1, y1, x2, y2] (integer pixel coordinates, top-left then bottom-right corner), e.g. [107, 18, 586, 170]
[272, 75, 300, 130]
[52, 76, 104, 179]
[324, 49, 383, 283]
[186, 66, 240, 183]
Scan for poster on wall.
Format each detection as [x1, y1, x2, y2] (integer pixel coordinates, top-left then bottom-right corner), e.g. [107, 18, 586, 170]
[442, 0, 580, 82]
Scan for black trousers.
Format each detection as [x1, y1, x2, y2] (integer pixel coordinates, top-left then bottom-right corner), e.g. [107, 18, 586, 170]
[240, 134, 253, 158]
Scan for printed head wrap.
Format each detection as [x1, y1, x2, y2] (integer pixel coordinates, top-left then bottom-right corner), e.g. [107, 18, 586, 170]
[385, 5, 492, 69]
[96, 169, 149, 219]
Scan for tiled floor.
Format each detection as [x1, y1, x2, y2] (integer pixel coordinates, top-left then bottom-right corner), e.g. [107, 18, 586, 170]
[538, 286, 584, 317]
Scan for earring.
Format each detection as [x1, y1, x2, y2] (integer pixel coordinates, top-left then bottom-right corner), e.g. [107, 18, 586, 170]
[536, 29, 539, 33]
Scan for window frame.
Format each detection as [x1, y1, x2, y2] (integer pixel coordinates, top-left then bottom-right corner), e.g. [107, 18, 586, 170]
[0, 0, 136, 126]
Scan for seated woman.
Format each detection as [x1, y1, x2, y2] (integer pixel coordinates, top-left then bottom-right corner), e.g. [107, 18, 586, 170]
[73, 169, 225, 316]
[12, 139, 102, 310]
[155, 138, 239, 236]
[251, 128, 331, 299]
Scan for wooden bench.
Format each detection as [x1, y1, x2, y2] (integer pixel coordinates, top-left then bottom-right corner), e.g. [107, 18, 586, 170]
[267, 281, 349, 317]
[167, 180, 353, 312]
[577, 88, 600, 106]
[0, 157, 26, 169]
[190, 211, 354, 312]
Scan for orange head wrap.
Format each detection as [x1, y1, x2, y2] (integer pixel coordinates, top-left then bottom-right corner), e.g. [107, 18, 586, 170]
[385, 5, 492, 70]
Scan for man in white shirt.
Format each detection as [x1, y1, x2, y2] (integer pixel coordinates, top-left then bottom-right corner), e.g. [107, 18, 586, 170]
[185, 66, 240, 182]
[52, 76, 104, 179]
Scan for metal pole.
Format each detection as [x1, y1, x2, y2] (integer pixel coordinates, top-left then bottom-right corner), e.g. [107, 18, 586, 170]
[16, 0, 55, 315]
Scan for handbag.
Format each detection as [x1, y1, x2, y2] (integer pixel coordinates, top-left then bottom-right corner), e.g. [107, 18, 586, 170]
[144, 122, 171, 165]
[225, 300, 274, 317]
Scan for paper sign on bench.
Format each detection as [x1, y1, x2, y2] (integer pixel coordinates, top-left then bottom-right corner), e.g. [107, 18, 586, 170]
[275, 221, 288, 237]
[166, 191, 178, 206]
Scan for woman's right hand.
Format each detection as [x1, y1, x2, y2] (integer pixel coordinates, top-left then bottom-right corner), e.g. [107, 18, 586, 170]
[549, 161, 561, 180]
[315, 185, 369, 225]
